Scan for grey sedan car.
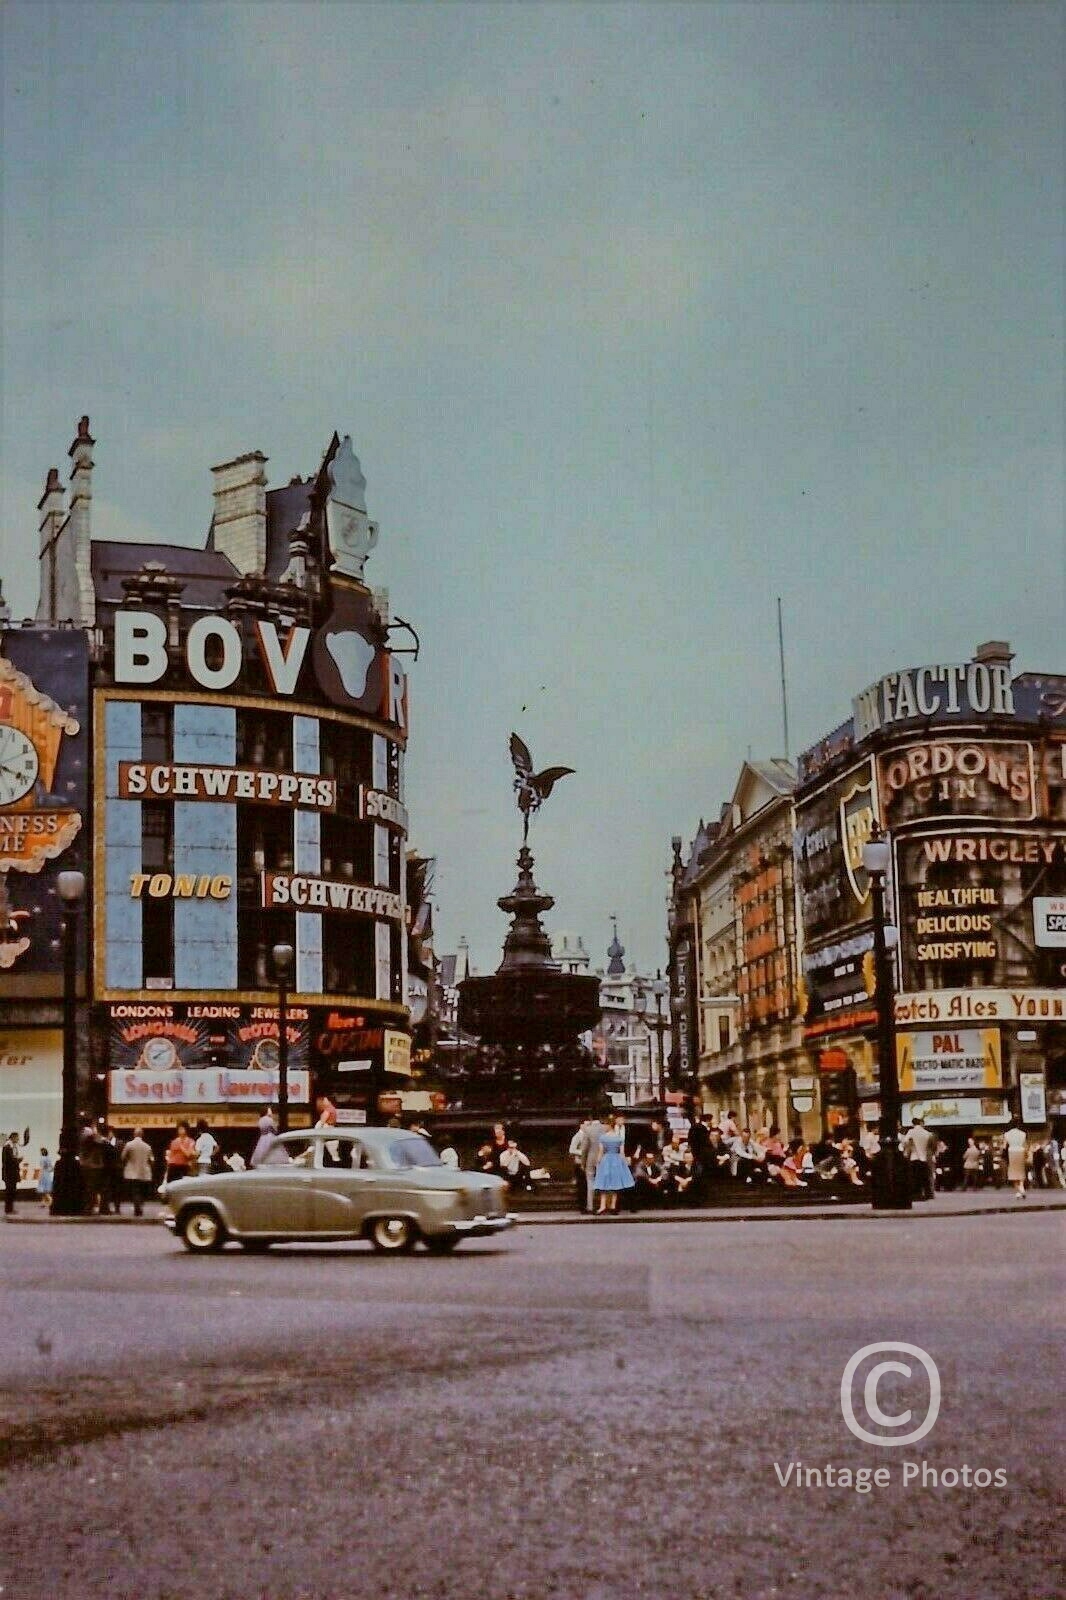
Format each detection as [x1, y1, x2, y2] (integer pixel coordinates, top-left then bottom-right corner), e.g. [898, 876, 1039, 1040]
[161, 1128, 516, 1255]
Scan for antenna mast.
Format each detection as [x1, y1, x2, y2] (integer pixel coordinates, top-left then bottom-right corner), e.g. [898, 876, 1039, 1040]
[777, 596, 790, 759]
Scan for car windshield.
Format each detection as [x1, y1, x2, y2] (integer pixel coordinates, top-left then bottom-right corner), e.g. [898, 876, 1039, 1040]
[388, 1136, 442, 1169]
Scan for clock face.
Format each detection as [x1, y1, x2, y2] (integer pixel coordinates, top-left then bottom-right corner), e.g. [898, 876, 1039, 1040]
[0, 725, 39, 806]
[141, 1036, 178, 1071]
[254, 1037, 280, 1072]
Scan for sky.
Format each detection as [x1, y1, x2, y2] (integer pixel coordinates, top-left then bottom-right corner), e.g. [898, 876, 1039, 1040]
[1, 1, 1063, 978]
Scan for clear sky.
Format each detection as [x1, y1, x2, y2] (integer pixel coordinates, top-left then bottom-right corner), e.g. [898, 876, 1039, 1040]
[2, 2, 1063, 977]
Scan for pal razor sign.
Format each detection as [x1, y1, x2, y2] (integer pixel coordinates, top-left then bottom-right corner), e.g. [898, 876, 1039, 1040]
[113, 602, 407, 732]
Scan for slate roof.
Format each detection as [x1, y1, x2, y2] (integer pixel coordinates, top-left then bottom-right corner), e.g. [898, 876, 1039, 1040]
[91, 540, 240, 610]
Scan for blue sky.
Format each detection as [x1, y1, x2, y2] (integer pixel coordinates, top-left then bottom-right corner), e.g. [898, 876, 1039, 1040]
[2, 1, 1063, 975]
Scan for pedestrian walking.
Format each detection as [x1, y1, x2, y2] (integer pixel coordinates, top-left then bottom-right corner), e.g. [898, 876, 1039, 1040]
[1003, 1120, 1029, 1199]
[962, 1137, 982, 1191]
[121, 1127, 155, 1215]
[165, 1121, 197, 1183]
[3, 1131, 23, 1214]
[81, 1125, 108, 1214]
[36, 1147, 54, 1209]
[249, 1107, 278, 1169]
[101, 1127, 122, 1213]
[591, 1113, 635, 1215]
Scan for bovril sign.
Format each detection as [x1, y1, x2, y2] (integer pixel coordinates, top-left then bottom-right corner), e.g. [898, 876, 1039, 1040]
[112, 607, 407, 732]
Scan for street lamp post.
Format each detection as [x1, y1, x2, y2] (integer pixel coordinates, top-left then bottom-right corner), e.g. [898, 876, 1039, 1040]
[51, 870, 86, 1216]
[272, 942, 294, 1134]
[862, 831, 911, 1211]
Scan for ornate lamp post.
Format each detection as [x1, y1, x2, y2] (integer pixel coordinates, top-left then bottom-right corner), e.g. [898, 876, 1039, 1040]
[51, 870, 86, 1216]
[272, 942, 294, 1134]
[862, 830, 911, 1211]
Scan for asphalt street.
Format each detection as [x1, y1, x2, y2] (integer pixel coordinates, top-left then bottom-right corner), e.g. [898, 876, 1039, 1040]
[1, 1211, 1063, 1600]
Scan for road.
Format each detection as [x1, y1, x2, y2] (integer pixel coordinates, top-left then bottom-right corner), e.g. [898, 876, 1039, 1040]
[1, 1211, 1063, 1600]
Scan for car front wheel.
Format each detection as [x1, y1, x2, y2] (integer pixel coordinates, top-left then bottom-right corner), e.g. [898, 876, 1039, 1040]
[179, 1207, 226, 1253]
[368, 1215, 417, 1254]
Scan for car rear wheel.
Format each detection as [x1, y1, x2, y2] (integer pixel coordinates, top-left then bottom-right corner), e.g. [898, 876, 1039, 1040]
[179, 1207, 226, 1253]
[368, 1215, 417, 1254]
[424, 1235, 461, 1254]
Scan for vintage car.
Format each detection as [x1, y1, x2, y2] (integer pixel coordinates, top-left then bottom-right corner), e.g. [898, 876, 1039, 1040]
[160, 1127, 516, 1254]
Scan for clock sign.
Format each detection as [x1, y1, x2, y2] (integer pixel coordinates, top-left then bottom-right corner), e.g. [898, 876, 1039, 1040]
[0, 725, 40, 806]
[140, 1036, 179, 1071]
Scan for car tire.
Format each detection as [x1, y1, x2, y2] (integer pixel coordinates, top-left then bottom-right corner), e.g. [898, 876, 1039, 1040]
[179, 1207, 226, 1253]
[423, 1235, 461, 1254]
[368, 1215, 417, 1254]
[241, 1240, 272, 1253]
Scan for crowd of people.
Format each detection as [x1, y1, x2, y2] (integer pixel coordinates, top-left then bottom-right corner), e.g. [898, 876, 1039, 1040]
[568, 1111, 870, 1213]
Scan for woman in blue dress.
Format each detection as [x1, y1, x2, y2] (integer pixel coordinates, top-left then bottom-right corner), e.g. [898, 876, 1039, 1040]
[592, 1113, 635, 1215]
[36, 1147, 54, 1209]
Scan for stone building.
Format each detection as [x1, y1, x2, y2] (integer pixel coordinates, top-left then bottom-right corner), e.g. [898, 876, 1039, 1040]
[2, 418, 415, 1159]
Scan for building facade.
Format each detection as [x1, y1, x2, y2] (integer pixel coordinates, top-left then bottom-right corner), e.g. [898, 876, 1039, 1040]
[796, 641, 1066, 1149]
[672, 762, 809, 1136]
[2, 418, 414, 1154]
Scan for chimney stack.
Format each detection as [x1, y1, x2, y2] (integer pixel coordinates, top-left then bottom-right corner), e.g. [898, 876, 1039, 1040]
[210, 451, 268, 575]
[974, 640, 1014, 669]
[36, 467, 65, 622]
[66, 416, 96, 625]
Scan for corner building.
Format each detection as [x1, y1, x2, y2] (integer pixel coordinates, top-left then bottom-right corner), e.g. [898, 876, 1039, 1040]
[796, 641, 1066, 1152]
[31, 419, 412, 1137]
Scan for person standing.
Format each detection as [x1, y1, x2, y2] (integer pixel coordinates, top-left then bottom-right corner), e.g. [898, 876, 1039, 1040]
[1003, 1119, 1029, 1199]
[577, 1114, 604, 1213]
[962, 1138, 982, 1191]
[3, 1131, 23, 1214]
[121, 1127, 155, 1216]
[165, 1121, 197, 1183]
[570, 1118, 591, 1213]
[36, 1148, 54, 1209]
[193, 1120, 218, 1175]
[249, 1108, 278, 1169]
[590, 1113, 636, 1215]
[902, 1115, 935, 1200]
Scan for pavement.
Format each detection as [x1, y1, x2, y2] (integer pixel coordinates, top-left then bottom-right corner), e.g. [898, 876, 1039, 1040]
[1, 1210, 1063, 1600]
[7, 1187, 1066, 1225]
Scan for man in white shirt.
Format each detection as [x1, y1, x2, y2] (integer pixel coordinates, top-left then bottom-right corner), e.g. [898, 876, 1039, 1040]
[193, 1120, 218, 1175]
[902, 1116, 935, 1200]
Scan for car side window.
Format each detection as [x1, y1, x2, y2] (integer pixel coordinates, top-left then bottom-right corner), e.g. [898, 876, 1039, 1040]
[339, 1139, 368, 1170]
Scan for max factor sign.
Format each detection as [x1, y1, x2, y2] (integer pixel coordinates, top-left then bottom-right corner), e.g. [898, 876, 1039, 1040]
[853, 661, 1014, 742]
[261, 871, 402, 920]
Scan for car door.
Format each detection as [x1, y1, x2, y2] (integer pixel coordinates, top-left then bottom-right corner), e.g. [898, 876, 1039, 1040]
[228, 1136, 315, 1235]
[310, 1136, 383, 1234]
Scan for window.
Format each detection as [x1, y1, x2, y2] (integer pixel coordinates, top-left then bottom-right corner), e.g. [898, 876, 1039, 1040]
[320, 813, 371, 881]
[238, 807, 294, 874]
[719, 1016, 731, 1052]
[142, 804, 172, 870]
[237, 909, 297, 990]
[388, 1136, 441, 1170]
[141, 705, 172, 764]
[322, 915, 375, 995]
[235, 710, 292, 770]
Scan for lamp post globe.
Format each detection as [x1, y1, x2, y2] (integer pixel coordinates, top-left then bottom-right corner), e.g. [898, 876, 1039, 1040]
[51, 870, 86, 1216]
[272, 942, 295, 1134]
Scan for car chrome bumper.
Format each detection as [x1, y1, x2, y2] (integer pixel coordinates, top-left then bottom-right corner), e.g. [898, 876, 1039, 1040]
[162, 1215, 176, 1231]
[450, 1213, 518, 1236]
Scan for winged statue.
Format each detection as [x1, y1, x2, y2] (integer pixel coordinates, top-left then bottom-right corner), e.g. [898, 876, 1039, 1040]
[509, 733, 574, 842]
